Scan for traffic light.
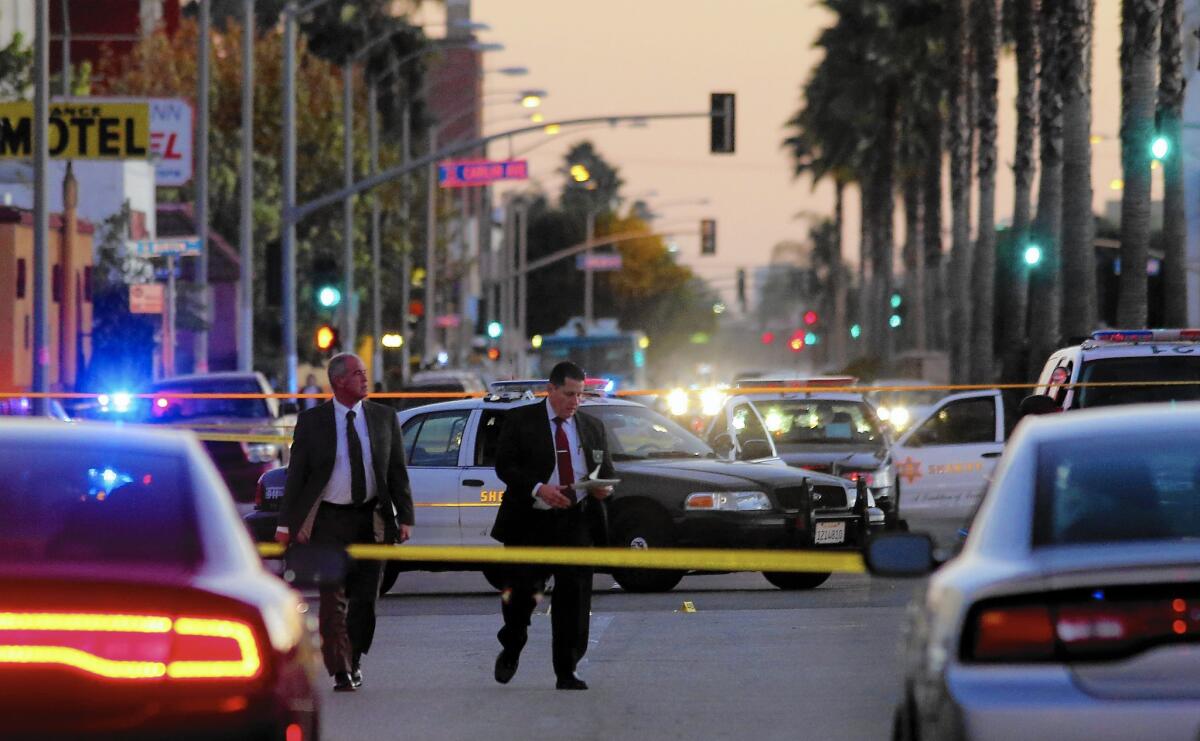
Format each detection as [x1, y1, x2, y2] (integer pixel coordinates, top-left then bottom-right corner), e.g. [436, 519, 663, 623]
[312, 256, 341, 309]
[700, 219, 716, 255]
[889, 292, 903, 329]
[486, 346, 501, 361]
[315, 324, 338, 352]
[1023, 243, 1043, 266]
[850, 323, 862, 339]
[1152, 134, 1170, 161]
[487, 321, 503, 339]
[803, 310, 818, 326]
[760, 331, 775, 345]
[710, 92, 736, 154]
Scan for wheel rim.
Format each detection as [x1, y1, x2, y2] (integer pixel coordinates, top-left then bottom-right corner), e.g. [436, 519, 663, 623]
[629, 536, 649, 549]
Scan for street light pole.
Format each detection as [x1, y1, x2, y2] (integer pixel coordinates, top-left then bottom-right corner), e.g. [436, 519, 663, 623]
[238, 0, 254, 372]
[400, 103, 412, 385]
[32, 0, 48, 412]
[516, 198, 528, 374]
[368, 79, 383, 387]
[195, 0, 211, 373]
[424, 128, 438, 366]
[341, 62, 356, 355]
[282, 2, 299, 394]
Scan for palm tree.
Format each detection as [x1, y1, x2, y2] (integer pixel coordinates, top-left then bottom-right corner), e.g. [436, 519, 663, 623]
[969, 0, 1001, 383]
[1028, 0, 1064, 376]
[1060, 0, 1097, 340]
[1117, 0, 1162, 327]
[948, 0, 975, 382]
[1001, 0, 1039, 380]
[1159, 0, 1186, 325]
[922, 115, 947, 351]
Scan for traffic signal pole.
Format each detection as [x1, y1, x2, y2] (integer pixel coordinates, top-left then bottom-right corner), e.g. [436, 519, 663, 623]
[342, 62, 356, 356]
[237, 0, 255, 372]
[32, 1, 48, 412]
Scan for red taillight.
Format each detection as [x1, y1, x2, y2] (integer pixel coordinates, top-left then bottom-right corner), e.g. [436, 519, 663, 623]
[844, 471, 875, 486]
[971, 605, 1056, 661]
[968, 596, 1200, 662]
[0, 611, 262, 681]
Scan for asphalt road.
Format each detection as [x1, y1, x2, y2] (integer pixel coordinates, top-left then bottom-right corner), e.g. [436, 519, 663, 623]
[312, 570, 920, 740]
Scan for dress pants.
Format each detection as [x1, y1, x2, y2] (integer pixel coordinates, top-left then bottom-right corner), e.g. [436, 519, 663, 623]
[310, 502, 384, 676]
[498, 507, 593, 679]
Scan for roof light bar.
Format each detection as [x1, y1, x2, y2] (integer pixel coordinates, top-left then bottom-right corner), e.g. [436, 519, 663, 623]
[1091, 329, 1200, 343]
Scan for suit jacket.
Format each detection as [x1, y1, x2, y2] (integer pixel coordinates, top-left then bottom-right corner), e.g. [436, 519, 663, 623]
[491, 401, 615, 545]
[279, 399, 414, 543]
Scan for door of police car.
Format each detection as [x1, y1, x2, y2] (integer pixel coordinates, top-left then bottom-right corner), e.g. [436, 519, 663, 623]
[458, 407, 509, 545]
[890, 390, 1004, 549]
[400, 408, 470, 545]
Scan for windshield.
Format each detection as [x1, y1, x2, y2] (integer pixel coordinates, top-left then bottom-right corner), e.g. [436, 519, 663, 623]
[0, 443, 201, 568]
[1033, 432, 1200, 547]
[588, 404, 714, 460]
[149, 378, 273, 421]
[751, 399, 885, 446]
[1075, 356, 1200, 408]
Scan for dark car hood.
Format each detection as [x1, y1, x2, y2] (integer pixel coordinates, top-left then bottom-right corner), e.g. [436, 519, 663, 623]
[614, 457, 850, 489]
[773, 446, 885, 473]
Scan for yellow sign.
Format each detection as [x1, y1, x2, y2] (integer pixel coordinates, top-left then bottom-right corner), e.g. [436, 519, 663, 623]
[0, 102, 150, 159]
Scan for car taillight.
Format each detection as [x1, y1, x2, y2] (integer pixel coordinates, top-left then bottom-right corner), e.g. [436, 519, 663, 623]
[0, 611, 262, 681]
[966, 595, 1200, 663]
[844, 471, 875, 486]
[255, 478, 265, 508]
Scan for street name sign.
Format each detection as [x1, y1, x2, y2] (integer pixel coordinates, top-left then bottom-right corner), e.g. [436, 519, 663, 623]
[130, 284, 164, 314]
[132, 237, 202, 257]
[576, 253, 623, 271]
[0, 101, 150, 159]
[439, 159, 528, 188]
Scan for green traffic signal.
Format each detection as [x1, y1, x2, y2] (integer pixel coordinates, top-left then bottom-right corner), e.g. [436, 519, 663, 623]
[889, 315, 902, 329]
[317, 285, 342, 308]
[487, 321, 503, 339]
[850, 324, 861, 339]
[1152, 135, 1170, 161]
[889, 293, 902, 309]
[1023, 244, 1043, 266]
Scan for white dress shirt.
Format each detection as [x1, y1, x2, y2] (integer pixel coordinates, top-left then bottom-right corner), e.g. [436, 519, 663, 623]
[532, 399, 587, 509]
[320, 398, 378, 505]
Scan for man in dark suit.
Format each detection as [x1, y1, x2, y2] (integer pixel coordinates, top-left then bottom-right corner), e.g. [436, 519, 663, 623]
[275, 353, 413, 692]
[492, 361, 614, 690]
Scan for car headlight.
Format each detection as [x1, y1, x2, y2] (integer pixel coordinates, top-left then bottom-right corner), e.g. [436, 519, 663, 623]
[685, 490, 771, 511]
[666, 388, 690, 417]
[699, 387, 726, 416]
[243, 442, 280, 463]
[889, 406, 911, 429]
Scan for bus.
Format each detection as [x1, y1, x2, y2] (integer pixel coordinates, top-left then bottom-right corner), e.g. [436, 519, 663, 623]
[529, 320, 648, 393]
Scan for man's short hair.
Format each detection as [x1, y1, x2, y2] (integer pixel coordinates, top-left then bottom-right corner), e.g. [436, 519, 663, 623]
[548, 361, 586, 386]
[327, 353, 361, 385]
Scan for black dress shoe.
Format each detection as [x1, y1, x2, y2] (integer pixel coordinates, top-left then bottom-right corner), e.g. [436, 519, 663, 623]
[333, 671, 357, 692]
[555, 674, 588, 690]
[351, 667, 363, 688]
[494, 650, 519, 684]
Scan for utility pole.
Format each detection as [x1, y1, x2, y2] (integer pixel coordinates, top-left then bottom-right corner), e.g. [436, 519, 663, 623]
[32, 0, 49, 413]
[400, 103, 412, 385]
[424, 128, 438, 366]
[238, 0, 255, 372]
[341, 62, 356, 354]
[368, 79, 383, 387]
[195, 0, 210, 373]
[583, 209, 595, 328]
[281, 2, 299, 394]
[516, 198, 528, 375]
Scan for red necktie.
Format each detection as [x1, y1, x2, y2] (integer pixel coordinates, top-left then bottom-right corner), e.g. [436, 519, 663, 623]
[553, 417, 576, 501]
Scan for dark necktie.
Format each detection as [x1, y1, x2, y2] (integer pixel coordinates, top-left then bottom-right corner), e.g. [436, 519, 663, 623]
[553, 417, 576, 502]
[346, 409, 367, 504]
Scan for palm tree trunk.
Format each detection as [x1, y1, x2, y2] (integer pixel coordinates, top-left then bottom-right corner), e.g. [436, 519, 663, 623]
[1028, 0, 1064, 377]
[1117, 0, 1161, 328]
[948, 0, 975, 382]
[923, 116, 946, 351]
[1061, 0, 1098, 339]
[870, 89, 900, 361]
[1160, 0, 1187, 325]
[903, 162, 928, 353]
[858, 182, 873, 357]
[970, 0, 1000, 383]
[831, 180, 849, 367]
[1005, 0, 1039, 380]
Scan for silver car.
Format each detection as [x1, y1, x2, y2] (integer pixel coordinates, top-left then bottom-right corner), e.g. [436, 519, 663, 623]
[867, 403, 1200, 741]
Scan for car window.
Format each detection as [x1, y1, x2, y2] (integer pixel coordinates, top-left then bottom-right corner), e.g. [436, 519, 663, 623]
[732, 403, 769, 447]
[1075, 355, 1200, 408]
[753, 399, 885, 445]
[906, 397, 995, 447]
[474, 410, 508, 467]
[401, 415, 422, 460]
[407, 411, 469, 467]
[0, 445, 201, 568]
[1033, 432, 1200, 546]
[150, 378, 271, 420]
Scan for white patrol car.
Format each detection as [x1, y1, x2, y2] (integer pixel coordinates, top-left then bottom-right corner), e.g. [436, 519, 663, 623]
[1034, 328, 1200, 410]
[247, 383, 882, 593]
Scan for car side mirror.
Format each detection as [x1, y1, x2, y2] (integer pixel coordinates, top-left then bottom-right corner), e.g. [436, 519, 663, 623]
[281, 543, 348, 588]
[864, 532, 936, 577]
[279, 401, 299, 416]
[740, 438, 773, 460]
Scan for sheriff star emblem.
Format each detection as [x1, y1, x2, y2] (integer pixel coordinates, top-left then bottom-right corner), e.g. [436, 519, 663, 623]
[897, 456, 922, 485]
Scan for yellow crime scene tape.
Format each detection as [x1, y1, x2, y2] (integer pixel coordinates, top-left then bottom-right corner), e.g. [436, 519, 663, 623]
[256, 543, 865, 574]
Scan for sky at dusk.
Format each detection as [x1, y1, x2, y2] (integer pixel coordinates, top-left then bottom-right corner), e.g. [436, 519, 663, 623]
[418, 0, 1132, 310]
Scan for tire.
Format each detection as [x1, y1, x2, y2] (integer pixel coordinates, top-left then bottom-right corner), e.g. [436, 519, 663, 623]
[379, 561, 401, 596]
[610, 506, 684, 593]
[481, 567, 507, 592]
[761, 571, 831, 590]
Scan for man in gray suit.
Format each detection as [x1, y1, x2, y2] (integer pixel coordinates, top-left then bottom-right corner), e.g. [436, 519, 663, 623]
[275, 353, 413, 692]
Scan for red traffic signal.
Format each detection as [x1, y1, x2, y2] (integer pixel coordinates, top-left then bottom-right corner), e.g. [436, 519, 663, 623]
[316, 324, 338, 352]
[803, 310, 818, 326]
[486, 347, 501, 361]
[760, 331, 775, 345]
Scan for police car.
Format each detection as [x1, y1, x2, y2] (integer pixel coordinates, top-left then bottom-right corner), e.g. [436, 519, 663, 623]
[1034, 328, 1200, 409]
[706, 377, 900, 526]
[246, 382, 881, 593]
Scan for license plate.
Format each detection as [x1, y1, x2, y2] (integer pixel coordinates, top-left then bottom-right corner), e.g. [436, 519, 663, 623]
[814, 521, 846, 545]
